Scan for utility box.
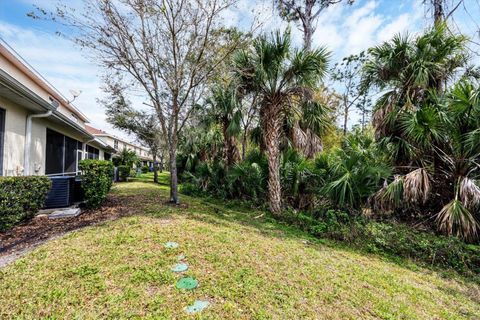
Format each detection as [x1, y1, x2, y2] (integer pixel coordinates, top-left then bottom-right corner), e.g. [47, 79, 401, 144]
[44, 176, 76, 208]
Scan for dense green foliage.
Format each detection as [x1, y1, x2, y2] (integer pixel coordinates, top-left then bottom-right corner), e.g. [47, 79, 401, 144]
[0, 176, 51, 231]
[233, 29, 330, 213]
[361, 26, 480, 241]
[179, 25, 480, 244]
[113, 149, 140, 182]
[117, 165, 131, 182]
[181, 129, 389, 210]
[79, 160, 114, 209]
[280, 209, 480, 275]
[112, 149, 139, 168]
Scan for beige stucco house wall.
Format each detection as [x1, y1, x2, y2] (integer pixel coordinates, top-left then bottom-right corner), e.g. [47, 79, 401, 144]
[85, 127, 154, 164]
[0, 41, 113, 177]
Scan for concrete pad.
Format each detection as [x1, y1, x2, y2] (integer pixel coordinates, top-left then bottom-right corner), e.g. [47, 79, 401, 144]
[48, 208, 82, 219]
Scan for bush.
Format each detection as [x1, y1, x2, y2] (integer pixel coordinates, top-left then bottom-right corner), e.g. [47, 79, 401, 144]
[79, 160, 114, 209]
[0, 176, 51, 231]
[118, 165, 130, 182]
[130, 169, 137, 178]
[141, 166, 149, 173]
[180, 182, 204, 197]
[181, 149, 268, 204]
[360, 222, 480, 274]
[279, 209, 480, 275]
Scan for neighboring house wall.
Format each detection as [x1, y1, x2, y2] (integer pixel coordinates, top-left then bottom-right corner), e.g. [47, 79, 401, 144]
[0, 51, 88, 124]
[0, 96, 106, 176]
[95, 135, 153, 161]
[0, 42, 113, 177]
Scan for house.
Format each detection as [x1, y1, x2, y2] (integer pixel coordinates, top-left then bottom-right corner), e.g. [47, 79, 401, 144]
[0, 39, 115, 177]
[85, 125, 154, 168]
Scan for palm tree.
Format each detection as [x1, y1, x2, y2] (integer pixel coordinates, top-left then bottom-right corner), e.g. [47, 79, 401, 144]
[364, 26, 480, 241]
[319, 128, 391, 209]
[205, 82, 242, 167]
[374, 81, 480, 241]
[234, 30, 329, 214]
[362, 25, 467, 165]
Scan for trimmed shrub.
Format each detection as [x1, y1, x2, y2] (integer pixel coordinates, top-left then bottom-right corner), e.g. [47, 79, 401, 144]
[141, 166, 149, 173]
[117, 165, 130, 182]
[79, 160, 114, 209]
[0, 176, 51, 231]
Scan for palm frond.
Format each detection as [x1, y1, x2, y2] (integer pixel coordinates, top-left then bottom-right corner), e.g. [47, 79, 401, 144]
[459, 177, 480, 210]
[403, 168, 431, 205]
[372, 175, 404, 212]
[436, 199, 479, 241]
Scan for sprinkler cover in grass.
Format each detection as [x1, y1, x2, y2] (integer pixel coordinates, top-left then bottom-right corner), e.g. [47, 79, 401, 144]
[176, 277, 198, 290]
[185, 300, 209, 314]
[164, 241, 179, 249]
[171, 263, 188, 273]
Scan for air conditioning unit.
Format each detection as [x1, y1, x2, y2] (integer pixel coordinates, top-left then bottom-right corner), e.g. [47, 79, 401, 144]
[44, 176, 75, 208]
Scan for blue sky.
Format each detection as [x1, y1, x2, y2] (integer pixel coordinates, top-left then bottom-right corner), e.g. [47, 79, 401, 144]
[0, 0, 479, 138]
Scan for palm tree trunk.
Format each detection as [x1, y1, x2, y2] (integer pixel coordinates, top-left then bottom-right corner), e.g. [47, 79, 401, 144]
[222, 121, 240, 166]
[263, 104, 282, 215]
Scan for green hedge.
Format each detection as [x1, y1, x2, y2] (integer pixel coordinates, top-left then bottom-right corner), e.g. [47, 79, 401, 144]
[117, 165, 130, 182]
[0, 176, 51, 231]
[280, 209, 480, 276]
[79, 160, 114, 209]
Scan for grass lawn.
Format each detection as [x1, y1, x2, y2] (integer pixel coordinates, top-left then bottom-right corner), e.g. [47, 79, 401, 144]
[0, 173, 479, 319]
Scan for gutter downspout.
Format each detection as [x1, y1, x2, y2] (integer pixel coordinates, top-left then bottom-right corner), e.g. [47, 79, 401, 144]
[24, 111, 52, 176]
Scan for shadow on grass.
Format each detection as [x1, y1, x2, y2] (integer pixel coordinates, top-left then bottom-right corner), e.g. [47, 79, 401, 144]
[112, 175, 480, 290]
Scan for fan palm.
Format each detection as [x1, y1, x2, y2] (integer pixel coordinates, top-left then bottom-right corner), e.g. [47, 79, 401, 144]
[205, 82, 242, 166]
[320, 129, 391, 209]
[374, 81, 480, 241]
[363, 25, 467, 165]
[234, 29, 329, 214]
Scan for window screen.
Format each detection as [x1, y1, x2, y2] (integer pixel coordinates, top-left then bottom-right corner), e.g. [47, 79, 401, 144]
[86, 145, 100, 160]
[65, 136, 80, 173]
[45, 128, 81, 175]
[45, 129, 64, 175]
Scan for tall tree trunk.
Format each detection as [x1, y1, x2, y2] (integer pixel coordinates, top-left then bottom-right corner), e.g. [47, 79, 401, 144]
[153, 154, 158, 183]
[343, 96, 349, 135]
[433, 0, 444, 26]
[263, 104, 282, 215]
[432, 0, 445, 92]
[361, 110, 366, 132]
[302, 1, 314, 51]
[169, 140, 179, 204]
[303, 20, 313, 51]
[242, 130, 247, 161]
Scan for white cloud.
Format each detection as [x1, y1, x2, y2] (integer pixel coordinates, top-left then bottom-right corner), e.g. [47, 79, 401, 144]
[3, 0, 428, 133]
[344, 1, 384, 54]
[378, 13, 410, 42]
[0, 20, 134, 141]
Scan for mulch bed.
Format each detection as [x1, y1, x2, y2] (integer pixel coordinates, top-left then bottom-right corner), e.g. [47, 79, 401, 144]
[0, 195, 135, 261]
